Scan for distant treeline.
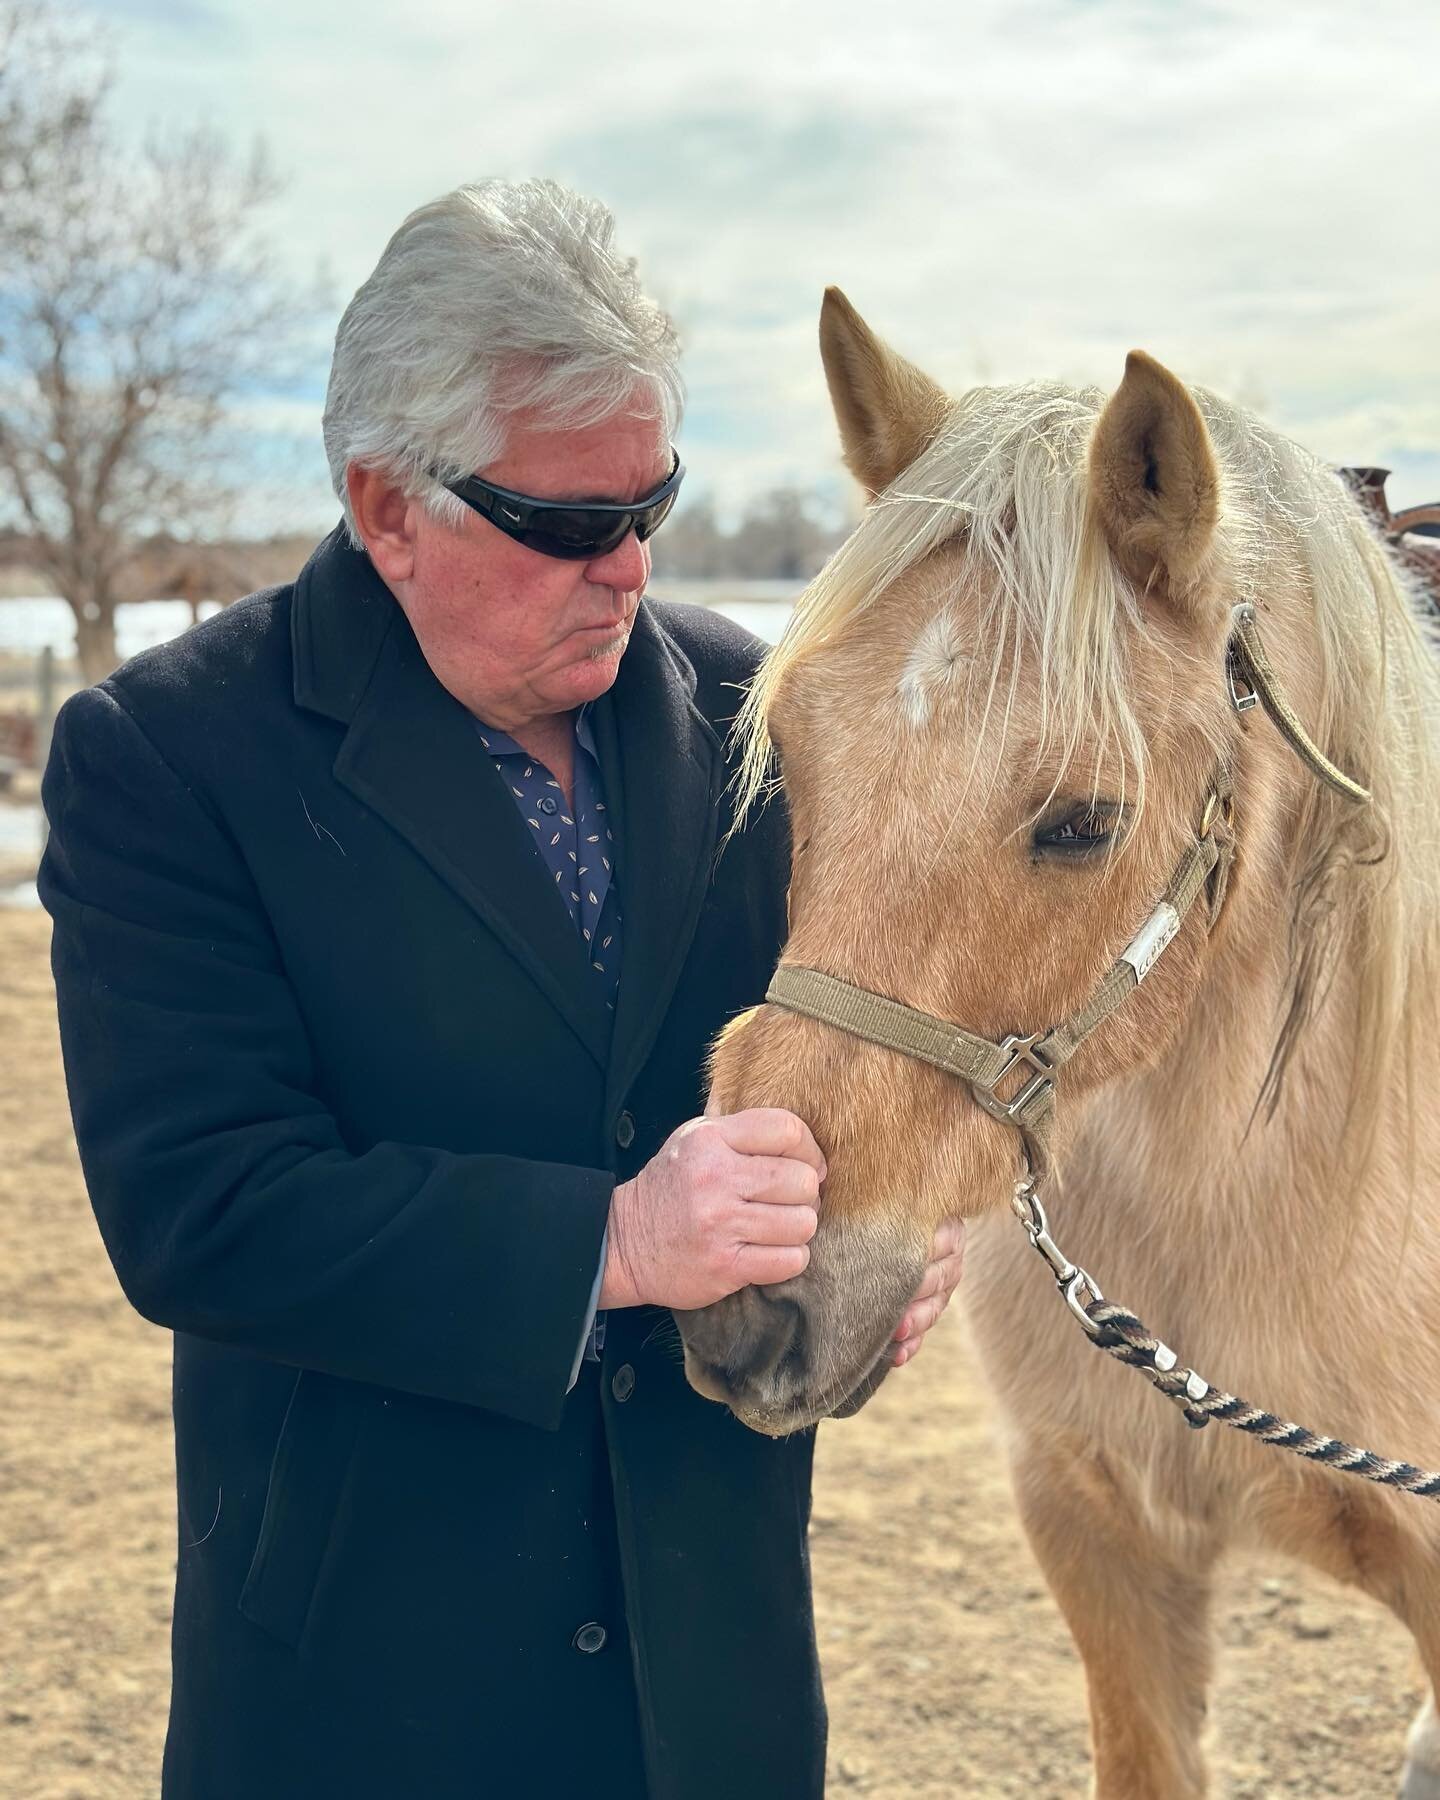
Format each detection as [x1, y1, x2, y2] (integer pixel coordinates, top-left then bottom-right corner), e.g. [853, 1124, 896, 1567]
[2, 486, 856, 604]
[0, 531, 319, 609]
[648, 488, 852, 582]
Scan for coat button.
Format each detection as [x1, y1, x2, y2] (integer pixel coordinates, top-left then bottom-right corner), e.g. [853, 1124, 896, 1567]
[611, 1363, 635, 1403]
[615, 1111, 635, 1150]
[572, 1621, 608, 1654]
[537, 795, 558, 815]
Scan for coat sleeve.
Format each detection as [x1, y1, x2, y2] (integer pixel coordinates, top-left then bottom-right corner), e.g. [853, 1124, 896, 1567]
[38, 681, 613, 1432]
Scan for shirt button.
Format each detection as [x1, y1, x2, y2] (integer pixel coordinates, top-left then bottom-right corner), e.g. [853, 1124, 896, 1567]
[537, 796, 558, 815]
[572, 1621, 608, 1655]
[615, 1111, 635, 1150]
[611, 1364, 635, 1403]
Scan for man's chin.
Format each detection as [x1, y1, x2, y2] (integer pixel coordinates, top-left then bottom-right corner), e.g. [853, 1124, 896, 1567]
[561, 634, 630, 699]
[539, 628, 631, 713]
[582, 628, 631, 664]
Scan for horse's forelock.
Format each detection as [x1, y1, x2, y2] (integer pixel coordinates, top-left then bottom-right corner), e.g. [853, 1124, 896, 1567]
[731, 373, 1440, 1188]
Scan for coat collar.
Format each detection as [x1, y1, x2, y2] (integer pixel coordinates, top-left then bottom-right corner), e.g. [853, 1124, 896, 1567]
[291, 524, 723, 1086]
[290, 524, 395, 725]
[588, 601, 724, 1116]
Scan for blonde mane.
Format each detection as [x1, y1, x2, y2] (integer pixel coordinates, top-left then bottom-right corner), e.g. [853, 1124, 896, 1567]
[734, 377, 1440, 1177]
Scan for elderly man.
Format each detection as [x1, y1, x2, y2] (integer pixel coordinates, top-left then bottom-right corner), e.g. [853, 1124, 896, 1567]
[38, 179, 963, 1799]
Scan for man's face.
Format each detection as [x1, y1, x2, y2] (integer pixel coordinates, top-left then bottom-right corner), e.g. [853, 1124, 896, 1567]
[394, 406, 672, 729]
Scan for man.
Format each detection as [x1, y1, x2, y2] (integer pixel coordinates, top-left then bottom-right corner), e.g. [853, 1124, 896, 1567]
[39, 178, 963, 1798]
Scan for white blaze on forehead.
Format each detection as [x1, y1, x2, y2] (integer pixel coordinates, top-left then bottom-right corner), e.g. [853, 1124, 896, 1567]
[897, 607, 971, 726]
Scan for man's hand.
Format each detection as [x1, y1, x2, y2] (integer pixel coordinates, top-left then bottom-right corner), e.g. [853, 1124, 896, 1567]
[890, 1217, 966, 1366]
[601, 1109, 826, 1312]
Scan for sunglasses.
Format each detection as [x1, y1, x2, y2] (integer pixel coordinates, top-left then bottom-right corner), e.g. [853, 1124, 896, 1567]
[436, 451, 685, 561]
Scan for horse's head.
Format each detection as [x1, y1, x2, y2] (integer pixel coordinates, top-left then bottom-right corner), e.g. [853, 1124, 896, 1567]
[678, 289, 1405, 1436]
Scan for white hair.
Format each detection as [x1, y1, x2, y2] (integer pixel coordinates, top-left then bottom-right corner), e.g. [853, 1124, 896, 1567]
[322, 178, 685, 546]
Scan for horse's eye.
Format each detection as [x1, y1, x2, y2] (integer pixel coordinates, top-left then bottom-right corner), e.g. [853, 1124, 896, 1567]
[1032, 802, 1121, 857]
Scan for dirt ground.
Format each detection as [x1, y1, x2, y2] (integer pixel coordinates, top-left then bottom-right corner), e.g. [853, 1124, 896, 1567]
[0, 895, 1426, 1799]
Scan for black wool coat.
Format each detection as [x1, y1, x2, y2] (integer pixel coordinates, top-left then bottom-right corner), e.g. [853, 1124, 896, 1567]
[38, 526, 826, 1800]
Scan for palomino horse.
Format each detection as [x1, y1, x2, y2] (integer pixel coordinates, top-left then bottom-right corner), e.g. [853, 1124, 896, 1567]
[680, 290, 1440, 1797]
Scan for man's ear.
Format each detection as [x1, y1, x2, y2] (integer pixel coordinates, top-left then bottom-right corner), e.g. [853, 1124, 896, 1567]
[347, 463, 420, 585]
[819, 287, 952, 499]
[1087, 350, 1221, 601]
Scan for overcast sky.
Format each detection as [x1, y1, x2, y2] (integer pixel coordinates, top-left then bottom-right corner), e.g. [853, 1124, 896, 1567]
[95, 0, 1440, 537]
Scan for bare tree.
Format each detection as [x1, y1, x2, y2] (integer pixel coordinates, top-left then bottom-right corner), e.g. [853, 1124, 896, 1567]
[649, 492, 727, 580]
[728, 487, 841, 581]
[0, 1, 326, 680]
[651, 486, 849, 584]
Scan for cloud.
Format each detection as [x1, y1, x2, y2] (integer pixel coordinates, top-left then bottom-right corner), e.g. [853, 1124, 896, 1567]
[95, 0, 231, 30]
[91, 0, 1440, 522]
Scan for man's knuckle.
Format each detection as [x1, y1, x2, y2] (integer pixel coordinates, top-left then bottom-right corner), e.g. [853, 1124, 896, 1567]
[697, 1192, 729, 1233]
[692, 1149, 729, 1193]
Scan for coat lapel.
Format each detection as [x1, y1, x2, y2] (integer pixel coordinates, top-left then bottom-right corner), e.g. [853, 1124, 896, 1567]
[590, 604, 724, 1116]
[291, 526, 614, 1072]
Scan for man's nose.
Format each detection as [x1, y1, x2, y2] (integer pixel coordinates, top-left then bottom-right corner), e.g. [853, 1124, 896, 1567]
[585, 527, 649, 597]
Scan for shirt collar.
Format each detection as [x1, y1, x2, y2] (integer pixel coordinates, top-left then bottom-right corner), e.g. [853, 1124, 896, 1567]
[472, 701, 597, 761]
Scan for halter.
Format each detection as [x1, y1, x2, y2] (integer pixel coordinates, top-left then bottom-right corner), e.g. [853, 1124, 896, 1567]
[769, 799, 1228, 1186]
[765, 602, 1367, 1183]
[759, 606, 1440, 1502]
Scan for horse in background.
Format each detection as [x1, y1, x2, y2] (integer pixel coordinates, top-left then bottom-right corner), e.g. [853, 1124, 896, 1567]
[681, 290, 1440, 1797]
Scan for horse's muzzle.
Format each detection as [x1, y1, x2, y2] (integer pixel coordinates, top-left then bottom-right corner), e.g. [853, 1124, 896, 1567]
[675, 1217, 926, 1435]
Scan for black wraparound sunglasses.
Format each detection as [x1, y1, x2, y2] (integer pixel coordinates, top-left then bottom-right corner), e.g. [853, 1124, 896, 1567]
[435, 451, 685, 561]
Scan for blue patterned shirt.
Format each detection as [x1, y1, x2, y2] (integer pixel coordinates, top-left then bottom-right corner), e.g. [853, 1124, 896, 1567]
[472, 702, 620, 1380]
[473, 703, 622, 1014]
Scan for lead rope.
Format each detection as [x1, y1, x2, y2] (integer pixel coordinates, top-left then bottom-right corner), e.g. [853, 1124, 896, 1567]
[1012, 1180, 1440, 1500]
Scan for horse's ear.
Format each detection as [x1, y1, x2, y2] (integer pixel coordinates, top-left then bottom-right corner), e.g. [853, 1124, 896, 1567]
[819, 287, 951, 499]
[1088, 351, 1221, 602]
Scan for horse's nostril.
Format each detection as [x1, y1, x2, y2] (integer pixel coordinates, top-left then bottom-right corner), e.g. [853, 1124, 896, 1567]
[773, 1300, 808, 1387]
[728, 1293, 806, 1388]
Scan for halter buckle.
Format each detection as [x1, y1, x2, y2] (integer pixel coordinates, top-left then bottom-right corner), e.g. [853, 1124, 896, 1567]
[974, 1032, 1056, 1126]
[1227, 658, 1259, 713]
[1226, 609, 1261, 714]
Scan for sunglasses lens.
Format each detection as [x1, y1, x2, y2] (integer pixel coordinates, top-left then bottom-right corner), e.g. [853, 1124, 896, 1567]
[634, 487, 680, 542]
[448, 455, 682, 560]
[518, 510, 632, 561]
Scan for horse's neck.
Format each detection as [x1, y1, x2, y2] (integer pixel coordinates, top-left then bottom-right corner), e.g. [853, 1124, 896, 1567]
[1072, 897, 1428, 1269]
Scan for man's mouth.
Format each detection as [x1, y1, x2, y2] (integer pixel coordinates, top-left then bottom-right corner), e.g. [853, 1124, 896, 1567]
[578, 624, 631, 661]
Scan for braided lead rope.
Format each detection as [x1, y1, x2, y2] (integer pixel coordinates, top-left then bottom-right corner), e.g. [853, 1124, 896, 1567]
[1084, 1300, 1440, 1499]
[1012, 1184, 1440, 1503]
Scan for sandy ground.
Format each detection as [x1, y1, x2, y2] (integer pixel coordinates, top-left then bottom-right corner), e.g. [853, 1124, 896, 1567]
[0, 895, 1426, 1798]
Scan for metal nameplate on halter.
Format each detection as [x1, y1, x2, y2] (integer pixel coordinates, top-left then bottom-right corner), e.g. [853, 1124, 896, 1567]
[1227, 647, 1260, 714]
[1119, 902, 1180, 984]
